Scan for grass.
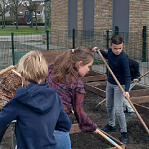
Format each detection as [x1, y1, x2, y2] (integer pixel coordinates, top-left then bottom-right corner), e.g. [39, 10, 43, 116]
[93, 59, 105, 65]
[0, 26, 50, 36]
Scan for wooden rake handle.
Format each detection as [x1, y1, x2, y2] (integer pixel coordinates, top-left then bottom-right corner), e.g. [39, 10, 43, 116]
[95, 98, 106, 108]
[0, 65, 21, 77]
[0, 65, 14, 76]
[97, 50, 149, 134]
[96, 129, 122, 149]
[11, 69, 21, 77]
[131, 71, 149, 83]
[99, 71, 149, 106]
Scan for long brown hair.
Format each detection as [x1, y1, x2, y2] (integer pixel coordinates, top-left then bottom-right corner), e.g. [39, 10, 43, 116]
[52, 47, 93, 83]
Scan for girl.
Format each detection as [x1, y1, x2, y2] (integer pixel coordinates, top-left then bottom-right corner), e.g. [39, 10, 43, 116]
[47, 48, 98, 149]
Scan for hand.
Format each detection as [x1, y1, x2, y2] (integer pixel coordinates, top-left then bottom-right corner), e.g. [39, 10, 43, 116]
[92, 47, 99, 52]
[133, 79, 139, 82]
[93, 128, 99, 134]
[123, 92, 130, 99]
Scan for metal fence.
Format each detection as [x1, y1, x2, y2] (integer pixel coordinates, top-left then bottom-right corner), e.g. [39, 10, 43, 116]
[0, 27, 149, 86]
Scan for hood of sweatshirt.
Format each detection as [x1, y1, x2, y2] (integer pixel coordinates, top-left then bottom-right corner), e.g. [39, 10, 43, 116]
[15, 83, 58, 115]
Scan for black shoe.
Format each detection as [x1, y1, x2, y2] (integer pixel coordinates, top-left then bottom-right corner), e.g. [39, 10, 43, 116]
[101, 124, 117, 132]
[121, 132, 129, 144]
[125, 112, 137, 119]
[124, 110, 127, 114]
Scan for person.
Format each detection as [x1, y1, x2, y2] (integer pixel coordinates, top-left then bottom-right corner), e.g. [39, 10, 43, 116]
[92, 35, 131, 144]
[0, 51, 71, 149]
[123, 58, 140, 119]
[46, 48, 98, 148]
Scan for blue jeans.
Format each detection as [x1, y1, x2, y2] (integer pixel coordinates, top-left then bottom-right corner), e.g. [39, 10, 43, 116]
[106, 81, 127, 132]
[54, 130, 71, 149]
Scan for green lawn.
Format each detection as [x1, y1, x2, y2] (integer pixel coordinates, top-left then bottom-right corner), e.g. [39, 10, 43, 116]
[0, 26, 50, 36]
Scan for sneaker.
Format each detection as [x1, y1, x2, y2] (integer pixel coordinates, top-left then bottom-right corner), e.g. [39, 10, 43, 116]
[101, 124, 117, 132]
[125, 112, 137, 119]
[121, 132, 129, 144]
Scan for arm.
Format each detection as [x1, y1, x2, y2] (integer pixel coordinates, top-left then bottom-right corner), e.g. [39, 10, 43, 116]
[92, 47, 108, 59]
[129, 58, 140, 81]
[131, 61, 140, 82]
[55, 95, 72, 132]
[0, 98, 19, 129]
[73, 91, 97, 132]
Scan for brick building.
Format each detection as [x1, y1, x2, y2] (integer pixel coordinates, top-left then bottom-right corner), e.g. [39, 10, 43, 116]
[50, 0, 149, 60]
[51, 0, 149, 32]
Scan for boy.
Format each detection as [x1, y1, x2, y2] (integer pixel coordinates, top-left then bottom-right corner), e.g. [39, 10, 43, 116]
[0, 51, 71, 149]
[123, 58, 140, 118]
[92, 35, 131, 144]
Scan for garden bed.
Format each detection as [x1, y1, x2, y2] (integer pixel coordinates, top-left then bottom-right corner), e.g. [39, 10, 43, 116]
[1, 90, 149, 149]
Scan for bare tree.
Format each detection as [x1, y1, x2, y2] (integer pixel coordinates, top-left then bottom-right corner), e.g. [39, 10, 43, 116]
[0, 0, 8, 29]
[8, 0, 22, 29]
[22, 0, 41, 29]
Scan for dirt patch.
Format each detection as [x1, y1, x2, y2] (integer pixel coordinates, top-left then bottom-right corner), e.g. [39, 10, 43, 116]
[1, 90, 149, 149]
[70, 90, 149, 149]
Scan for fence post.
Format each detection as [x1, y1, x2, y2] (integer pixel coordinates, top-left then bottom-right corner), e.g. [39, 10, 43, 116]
[11, 32, 15, 65]
[46, 30, 49, 50]
[142, 26, 146, 62]
[115, 26, 119, 35]
[72, 29, 75, 49]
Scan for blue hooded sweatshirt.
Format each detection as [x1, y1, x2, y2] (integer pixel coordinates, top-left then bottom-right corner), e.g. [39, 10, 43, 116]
[0, 83, 71, 149]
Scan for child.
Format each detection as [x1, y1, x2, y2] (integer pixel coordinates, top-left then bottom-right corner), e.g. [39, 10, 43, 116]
[46, 48, 98, 148]
[0, 51, 71, 149]
[92, 35, 131, 144]
[123, 58, 140, 118]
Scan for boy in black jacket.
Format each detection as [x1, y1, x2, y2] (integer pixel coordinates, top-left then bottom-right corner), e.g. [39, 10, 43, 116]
[123, 58, 140, 118]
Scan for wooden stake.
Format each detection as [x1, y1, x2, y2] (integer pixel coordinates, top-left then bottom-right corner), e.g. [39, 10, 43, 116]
[95, 98, 106, 108]
[71, 110, 74, 114]
[98, 49, 149, 134]
[0, 65, 14, 76]
[96, 129, 123, 149]
[11, 69, 21, 77]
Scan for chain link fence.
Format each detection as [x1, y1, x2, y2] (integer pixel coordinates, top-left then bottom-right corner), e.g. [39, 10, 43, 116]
[0, 28, 148, 86]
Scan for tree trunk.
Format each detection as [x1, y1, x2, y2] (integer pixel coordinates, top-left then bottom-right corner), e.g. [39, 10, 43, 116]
[16, 14, 18, 30]
[2, 12, 4, 29]
[31, 12, 33, 28]
[4, 8, 5, 27]
[35, 10, 38, 30]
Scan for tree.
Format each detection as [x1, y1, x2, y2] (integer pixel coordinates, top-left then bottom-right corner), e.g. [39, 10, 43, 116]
[0, 0, 8, 29]
[8, 0, 22, 29]
[22, 0, 41, 29]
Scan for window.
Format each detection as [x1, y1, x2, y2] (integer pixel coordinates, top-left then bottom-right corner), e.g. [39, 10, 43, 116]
[83, 0, 94, 39]
[68, 0, 77, 37]
[112, 0, 129, 43]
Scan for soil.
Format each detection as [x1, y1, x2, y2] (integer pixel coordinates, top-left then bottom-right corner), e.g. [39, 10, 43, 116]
[1, 90, 149, 149]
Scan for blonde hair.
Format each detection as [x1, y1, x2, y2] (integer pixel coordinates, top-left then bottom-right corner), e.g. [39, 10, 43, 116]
[17, 51, 48, 84]
[53, 47, 93, 83]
